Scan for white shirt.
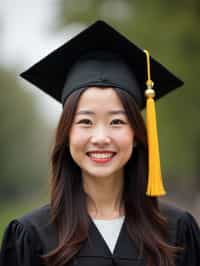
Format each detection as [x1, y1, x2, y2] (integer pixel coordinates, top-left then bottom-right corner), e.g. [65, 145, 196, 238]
[93, 216, 125, 253]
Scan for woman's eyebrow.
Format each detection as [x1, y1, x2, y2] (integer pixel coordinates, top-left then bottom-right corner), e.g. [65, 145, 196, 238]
[76, 110, 126, 116]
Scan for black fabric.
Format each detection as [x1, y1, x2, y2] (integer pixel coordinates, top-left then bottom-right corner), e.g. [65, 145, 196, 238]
[0, 203, 200, 266]
[20, 20, 184, 108]
[0, 221, 42, 266]
[61, 50, 143, 107]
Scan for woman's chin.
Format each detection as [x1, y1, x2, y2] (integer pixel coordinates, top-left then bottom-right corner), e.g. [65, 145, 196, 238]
[81, 167, 123, 180]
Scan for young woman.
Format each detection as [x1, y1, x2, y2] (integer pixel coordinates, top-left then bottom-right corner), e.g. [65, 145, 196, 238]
[0, 21, 199, 266]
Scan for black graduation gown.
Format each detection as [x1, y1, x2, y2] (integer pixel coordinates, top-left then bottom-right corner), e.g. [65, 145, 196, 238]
[0, 203, 200, 266]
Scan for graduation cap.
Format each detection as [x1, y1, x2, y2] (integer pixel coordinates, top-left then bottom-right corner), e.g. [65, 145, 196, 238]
[20, 20, 184, 197]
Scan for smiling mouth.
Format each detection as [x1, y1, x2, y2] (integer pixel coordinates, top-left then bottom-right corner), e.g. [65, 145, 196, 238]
[86, 152, 117, 163]
[86, 152, 116, 158]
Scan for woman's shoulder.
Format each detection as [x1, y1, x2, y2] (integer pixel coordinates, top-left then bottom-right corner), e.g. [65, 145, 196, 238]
[159, 200, 199, 229]
[18, 203, 51, 228]
[18, 203, 57, 251]
[0, 204, 52, 266]
[159, 201, 188, 221]
[1, 203, 58, 255]
[159, 201, 200, 246]
[160, 201, 200, 265]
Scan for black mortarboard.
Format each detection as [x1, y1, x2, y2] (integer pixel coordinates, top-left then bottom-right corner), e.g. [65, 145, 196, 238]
[20, 20, 183, 109]
[20, 20, 184, 197]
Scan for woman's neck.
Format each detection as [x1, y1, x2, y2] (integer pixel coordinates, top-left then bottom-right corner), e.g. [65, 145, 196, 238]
[82, 172, 124, 220]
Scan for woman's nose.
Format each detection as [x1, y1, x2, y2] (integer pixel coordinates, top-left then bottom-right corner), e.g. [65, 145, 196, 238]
[90, 126, 111, 145]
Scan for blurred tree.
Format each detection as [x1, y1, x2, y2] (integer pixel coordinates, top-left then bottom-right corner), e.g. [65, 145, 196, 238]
[0, 67, 53, 203]
[55, 0, 200, 187]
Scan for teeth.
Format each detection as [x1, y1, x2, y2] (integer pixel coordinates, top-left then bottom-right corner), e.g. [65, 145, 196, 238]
[88, 153, 114, 159]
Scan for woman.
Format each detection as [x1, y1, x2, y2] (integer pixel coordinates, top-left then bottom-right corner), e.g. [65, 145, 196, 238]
[0, 20, 200, 266]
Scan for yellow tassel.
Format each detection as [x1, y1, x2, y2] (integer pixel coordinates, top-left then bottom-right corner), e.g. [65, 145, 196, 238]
[144, 50, 166, 196]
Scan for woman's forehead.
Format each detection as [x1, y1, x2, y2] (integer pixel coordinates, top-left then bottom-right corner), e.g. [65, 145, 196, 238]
[76, 87, 124, 110]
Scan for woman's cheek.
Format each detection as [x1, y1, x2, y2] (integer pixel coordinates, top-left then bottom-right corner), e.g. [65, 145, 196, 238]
[113, 128, 134, 144]
[70, 128, 90, 145]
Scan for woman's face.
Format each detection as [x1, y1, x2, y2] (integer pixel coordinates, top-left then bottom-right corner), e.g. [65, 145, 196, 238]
[69, 87, 135, 180]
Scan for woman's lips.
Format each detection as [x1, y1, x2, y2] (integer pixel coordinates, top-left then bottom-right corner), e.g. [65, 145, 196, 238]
[86, 152, 116, 164]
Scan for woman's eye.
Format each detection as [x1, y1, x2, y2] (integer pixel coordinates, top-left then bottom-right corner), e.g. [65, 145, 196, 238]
[111, 119, 126, 125]
[77, 119, 92, 125]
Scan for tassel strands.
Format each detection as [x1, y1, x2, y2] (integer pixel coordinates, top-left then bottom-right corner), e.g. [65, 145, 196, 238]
[144, 50, 166, 196]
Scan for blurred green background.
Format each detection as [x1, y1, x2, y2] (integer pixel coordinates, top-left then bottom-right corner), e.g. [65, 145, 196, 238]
[1, 0, 200, 242]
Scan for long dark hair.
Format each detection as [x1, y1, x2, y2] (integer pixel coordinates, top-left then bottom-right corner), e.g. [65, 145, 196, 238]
[41, 87, 179, 266]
